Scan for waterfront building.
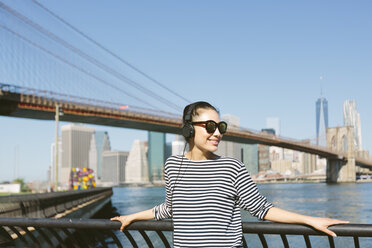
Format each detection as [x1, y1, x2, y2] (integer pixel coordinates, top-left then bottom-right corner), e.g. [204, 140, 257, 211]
[258, 129, 275, 172]
[269, 146, 283, 161]
[343, 100, 363, 151]
[218, 114, 242, 160]
[165, 142, 172, 160]
[266, 119, 286, 172]
[271, 160, 292, 174]
[61, 124, 95, 188]
[88, 131, 111, 180]
[316, 97, 329, 146]
[242, 144, 258, 175]
[125, 140, 149, 183]
[303, 153, 317, 174]
[172, 135, 187, 156]
[148, 131, 165, 182]
[258, 144, 270, 172]
[101, 151, 129, 185]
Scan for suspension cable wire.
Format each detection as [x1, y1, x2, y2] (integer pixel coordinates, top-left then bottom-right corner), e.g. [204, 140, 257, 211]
[31, 0, 192, 105]
[0, 2, 183, 112]
[0, 23, 160, 109]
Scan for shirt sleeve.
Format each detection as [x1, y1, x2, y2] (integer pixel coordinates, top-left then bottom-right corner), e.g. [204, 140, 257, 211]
[234, 163, 274, 220]
[153, 161, 172, 220]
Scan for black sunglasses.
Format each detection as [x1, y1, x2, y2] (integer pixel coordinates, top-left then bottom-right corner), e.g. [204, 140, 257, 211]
[191, 120, 228, 134]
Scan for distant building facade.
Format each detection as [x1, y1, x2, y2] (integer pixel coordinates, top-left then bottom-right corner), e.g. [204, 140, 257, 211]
[89, 131, 111, 180]
[316, 97, 329, 146]
[101, 151, 129, 185]
[266, 117, 280, 136]
[218, 114, 242, 160]
[242, 144, 258, 175]
[172, 135, 187, 156]
[125, 140, 149, 183]
[258, 129, 275, 172]
[60, 124, 95, 188]
[148, 131, 165, 182]
[50, 137, 62, 187]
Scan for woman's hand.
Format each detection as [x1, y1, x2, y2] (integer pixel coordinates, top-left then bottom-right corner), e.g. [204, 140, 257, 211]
[305, 216, 349, 237]
[265, 207, 349, 237]
[110, 215, 133, 232]
[110, 209, 155, 232]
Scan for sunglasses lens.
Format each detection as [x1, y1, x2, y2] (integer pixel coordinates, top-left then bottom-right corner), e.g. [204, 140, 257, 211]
[218, 122, 227, 134]
[205, 121, 217, 133]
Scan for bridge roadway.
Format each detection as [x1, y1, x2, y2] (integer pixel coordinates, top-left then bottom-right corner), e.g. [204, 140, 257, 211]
[1, 83, 372, 168]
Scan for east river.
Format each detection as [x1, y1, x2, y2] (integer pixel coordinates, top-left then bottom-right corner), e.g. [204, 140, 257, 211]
[110, 183, 372, 247]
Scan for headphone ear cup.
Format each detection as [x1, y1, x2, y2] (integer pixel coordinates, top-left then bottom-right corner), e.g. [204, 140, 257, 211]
[182, 123, 194, 139]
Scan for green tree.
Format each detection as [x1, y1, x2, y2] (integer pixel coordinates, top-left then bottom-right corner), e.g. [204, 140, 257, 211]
[12, 178, 31, 193]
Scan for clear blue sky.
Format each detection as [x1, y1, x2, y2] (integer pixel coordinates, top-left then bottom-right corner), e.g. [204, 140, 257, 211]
[0, 0, 371, 182]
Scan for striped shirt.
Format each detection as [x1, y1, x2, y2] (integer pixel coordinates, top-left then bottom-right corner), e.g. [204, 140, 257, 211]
[153, 155, 273, 247]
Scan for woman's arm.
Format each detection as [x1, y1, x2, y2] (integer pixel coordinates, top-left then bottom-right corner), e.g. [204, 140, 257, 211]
[110, 208, 154, 232]
[264, 207, 349, 237]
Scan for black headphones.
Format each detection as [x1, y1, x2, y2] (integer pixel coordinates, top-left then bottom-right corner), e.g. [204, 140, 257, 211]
[182, 103, 196, 139]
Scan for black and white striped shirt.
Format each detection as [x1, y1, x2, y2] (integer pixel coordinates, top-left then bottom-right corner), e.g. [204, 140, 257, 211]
[153, 155, 273, 247]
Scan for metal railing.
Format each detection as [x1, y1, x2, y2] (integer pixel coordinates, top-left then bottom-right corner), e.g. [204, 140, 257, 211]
[0, 187, 112, 218]
[0, 218, 371, 248]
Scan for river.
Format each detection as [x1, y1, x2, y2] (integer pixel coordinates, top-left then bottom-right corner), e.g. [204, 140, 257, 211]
[110, 182, 372, 247]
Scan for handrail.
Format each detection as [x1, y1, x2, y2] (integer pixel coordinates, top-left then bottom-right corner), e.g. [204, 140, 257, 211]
[0, 218, 371, 247]
[0, 187, 112, 218]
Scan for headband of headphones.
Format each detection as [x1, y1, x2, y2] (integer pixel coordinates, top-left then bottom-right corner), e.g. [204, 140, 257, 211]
[184, 103, 196, 123]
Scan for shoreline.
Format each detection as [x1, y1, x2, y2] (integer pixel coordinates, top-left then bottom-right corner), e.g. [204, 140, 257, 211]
[110, 179, 372, 187]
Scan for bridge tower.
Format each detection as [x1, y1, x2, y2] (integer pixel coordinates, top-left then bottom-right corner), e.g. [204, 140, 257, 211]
[326, 126, 355, 183]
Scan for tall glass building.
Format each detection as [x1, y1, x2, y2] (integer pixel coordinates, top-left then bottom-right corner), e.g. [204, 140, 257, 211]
[89, 131, 111, 180]
[148, 131, 166, 182]
[316, 97, 329, 146]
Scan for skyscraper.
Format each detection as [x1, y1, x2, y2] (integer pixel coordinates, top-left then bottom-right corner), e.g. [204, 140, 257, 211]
[316, 97, 329, 146]
[50, 137, 62, 187]
[101, 151, 129, 185]
[125, 140, 149, 183]
[61, 124, 95, 187]
[89, 131, 111, 180]
[172, 135, 187, 156]
[266, 117, 280, 136]
[217, 114, 242, 160]
[148, 131, 166, 182]
[258, 129, 275, 171]
[343, 100, 362, 150]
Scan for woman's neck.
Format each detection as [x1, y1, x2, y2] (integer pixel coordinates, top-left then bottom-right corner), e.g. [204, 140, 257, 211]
[185, 149, 216, 161]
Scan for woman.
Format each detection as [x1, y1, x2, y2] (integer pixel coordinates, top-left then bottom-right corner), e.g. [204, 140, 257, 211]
[111, 101, 348, 247]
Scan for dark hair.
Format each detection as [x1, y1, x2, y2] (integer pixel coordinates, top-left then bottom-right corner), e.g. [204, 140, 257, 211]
[182, 101, 219, 124]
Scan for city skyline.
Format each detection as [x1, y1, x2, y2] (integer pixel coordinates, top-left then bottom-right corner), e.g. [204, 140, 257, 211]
[0, 0, 371, 182]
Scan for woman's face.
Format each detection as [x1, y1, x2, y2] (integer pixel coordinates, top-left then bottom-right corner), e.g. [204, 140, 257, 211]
[191, 108, 223, 154]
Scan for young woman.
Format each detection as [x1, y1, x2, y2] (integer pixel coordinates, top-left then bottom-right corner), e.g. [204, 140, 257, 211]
[111, 101, 348, 247]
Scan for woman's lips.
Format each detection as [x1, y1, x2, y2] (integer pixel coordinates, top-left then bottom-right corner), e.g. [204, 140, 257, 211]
[208, 139, 219, 145]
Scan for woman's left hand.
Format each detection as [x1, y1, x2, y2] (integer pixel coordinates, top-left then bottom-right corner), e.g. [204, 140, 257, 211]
[305, 217, 349, 237]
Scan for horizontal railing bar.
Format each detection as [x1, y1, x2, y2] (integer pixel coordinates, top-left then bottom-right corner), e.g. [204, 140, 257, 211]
[1, 218, 372, 237]
[242, 222, 372, 237]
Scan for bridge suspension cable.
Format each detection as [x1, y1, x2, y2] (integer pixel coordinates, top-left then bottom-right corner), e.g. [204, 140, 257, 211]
[0, 23, 160, 109]
[0, 1, 183, 112]
[31, 0, 191, 104]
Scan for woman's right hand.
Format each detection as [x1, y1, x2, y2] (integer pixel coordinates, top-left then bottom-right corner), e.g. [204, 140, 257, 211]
[110, 215, 133, 232]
